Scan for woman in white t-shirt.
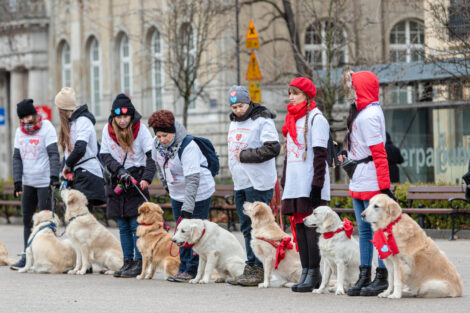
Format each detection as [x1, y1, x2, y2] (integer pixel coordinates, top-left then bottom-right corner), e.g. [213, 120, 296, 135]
[10, 99, 60, 270]
[281, 77, 330, 293]
[226, 85, 280, 287]
[100, 94, 156, 278]
[339, 70, 393, 297]
[149, 110, 215, 283]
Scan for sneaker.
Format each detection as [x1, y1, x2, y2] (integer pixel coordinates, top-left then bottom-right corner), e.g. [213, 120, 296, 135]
[167, 272, 194, 283]
[120, 259, 142, 278]
[114, 258, 133, 278]
[226, 265, 252, 285]
[238, 265, 264, 287]
[10, 253, 26, 271]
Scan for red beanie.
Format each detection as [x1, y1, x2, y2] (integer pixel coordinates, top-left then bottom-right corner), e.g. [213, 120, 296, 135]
[289, 77, 317, 99]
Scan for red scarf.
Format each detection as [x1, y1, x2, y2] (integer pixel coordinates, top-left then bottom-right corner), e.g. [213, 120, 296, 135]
[371, 215, 402, 259]
[257, 237, 294, 269]
[20, 115, 43, 135]
[281, 100, 316, 147]
[323, 218, 354, 239]
[108, 120, 141, 145]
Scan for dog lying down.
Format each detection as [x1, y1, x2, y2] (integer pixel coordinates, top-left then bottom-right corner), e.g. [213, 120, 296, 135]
[136, 202, 180, 279]
[172, 219, 245, 284]
[62, 189, 123, 275]
[19, 210, 76, 274]
[304, 206, 360, 295]
[0, 241, 16, 266]
[362, 194, 463, 298]
[243, 201, 302, 288]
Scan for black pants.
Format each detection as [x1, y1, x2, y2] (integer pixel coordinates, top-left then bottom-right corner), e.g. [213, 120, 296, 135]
[22, 185, 50, 250]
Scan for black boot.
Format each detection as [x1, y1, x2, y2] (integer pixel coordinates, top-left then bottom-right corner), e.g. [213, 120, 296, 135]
[291, 268, 308, 292]
[347, 266, 371, 296]
[114, 258, 133, 278]
[293, 268, 322, 292]
[120, 259, 142, 278]
[360, 267, 388, 296]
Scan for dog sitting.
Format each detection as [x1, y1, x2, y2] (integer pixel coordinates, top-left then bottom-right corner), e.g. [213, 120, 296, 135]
[243, 201, 302, 288]
[304, 206, 360, 295]
[172, 219, 245, 284]
[136, 202, 180, 279]
[62, 189, 123, 275]
[1, 241, 16, 266]
[18, 210, 75, 273]
[362, 194, 463, 298]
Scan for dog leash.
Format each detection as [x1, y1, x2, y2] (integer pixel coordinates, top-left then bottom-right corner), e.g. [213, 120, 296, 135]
[168, 217, 182, 257]
[26, 220, 57, 248]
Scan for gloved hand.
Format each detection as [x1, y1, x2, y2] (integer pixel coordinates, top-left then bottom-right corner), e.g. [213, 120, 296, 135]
[165, 186, 169, 194]
[117, 167, 130, 183]
[50, 176, 60, 188]
[309, 186, 322, 208]
[465, 186, 470, 201]
[381, 189, 397, 201]
[337, 150, 348, 164]
[14, 182, 22, 198]
[180, 210, 192, 219]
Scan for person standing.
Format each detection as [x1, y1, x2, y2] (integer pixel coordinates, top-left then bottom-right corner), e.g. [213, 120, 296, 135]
[10, 99, 60, 270]
[281, 77, 330, 292]
[149, 110, 215, 283]
[100, 94, 156, 278]
[225, 86, 280, 287]
[385, 132, 404, 183]
[340, 70, 392, 297]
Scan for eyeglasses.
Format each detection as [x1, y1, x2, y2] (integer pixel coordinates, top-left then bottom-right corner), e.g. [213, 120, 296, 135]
[114, 107, 129, 115]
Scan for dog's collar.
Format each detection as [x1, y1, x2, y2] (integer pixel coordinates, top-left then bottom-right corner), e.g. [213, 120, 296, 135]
[323, 218, 354, 240]
[68, 213, 87, 223]
[26, 221, 56, 248]
[183, 228, 206, 248]
[256, 236, 293, 269]
[372, 215, 402, 259]
[140, 223, 153, 227]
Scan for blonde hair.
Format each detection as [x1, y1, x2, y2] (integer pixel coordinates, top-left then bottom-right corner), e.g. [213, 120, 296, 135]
[112, 118, 135, 154]
[58, 109, 73, 152]
[288, 86, 310, 161]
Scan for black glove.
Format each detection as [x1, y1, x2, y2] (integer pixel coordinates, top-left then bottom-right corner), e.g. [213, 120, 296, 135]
[309, 186, 322, 208]
[381, 189, 397, 201]
[181, 210, 193, 219]
[14, 182, 22, 197]
[50, 176, 60, 188]
[165, 186, 169, 194]
[117, 167, 130, 183]
[465, 186, 470, 201]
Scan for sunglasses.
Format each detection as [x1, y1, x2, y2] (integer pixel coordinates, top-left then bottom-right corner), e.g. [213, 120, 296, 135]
[114, 107, 129, 115]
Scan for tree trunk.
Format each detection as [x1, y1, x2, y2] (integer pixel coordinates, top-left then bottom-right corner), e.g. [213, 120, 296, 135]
[183, 95, 190, 127]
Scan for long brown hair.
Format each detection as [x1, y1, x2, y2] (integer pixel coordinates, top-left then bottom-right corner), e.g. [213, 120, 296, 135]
[58, 109, 73, 152]
[112, 118, 135, 154]
[288, 86, 311, 161]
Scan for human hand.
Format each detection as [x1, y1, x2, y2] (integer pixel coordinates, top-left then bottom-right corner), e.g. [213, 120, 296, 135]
[140, 180, 149, 190]
[50, 176, 60, 188]
[236, 150, 241, 162]
[309, 186, 322, 208]
[14, 182, 23, 198]
[181, 210, 192, 219]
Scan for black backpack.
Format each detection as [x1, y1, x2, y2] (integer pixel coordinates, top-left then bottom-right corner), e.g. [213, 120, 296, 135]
[178, 135, 220, 176]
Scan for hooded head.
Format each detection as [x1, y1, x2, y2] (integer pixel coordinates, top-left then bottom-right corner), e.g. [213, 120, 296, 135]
[351, 71, 379, 111]
[289, 77, 317, 99]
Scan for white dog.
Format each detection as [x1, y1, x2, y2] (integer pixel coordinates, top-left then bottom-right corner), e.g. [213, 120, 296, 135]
[172, 219, 245, 284]
[304, 206, 360, 295]
[62, 189, 123, 275]
[19, 210, 76, 273]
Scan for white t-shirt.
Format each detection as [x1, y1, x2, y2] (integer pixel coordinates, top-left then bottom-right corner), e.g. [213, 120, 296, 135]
[282, 108, 331, 200]
[228, 117, 279, 191]
[100, 123, 154, 169]
[65, 116, 102, 178]
[347, 103, 386, 192]
[152, 139, 215, 202]
[14, 120, 58, 188]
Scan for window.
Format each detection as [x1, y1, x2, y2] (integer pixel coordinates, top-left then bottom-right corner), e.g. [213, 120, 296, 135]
[151, 30, 163, 110]
[89, 38, 101, 117]
[304, 21, 348, 70]
[181, 23, 196, 109]
[390, 20, 424, 63]
[448, 0, 470, 40]
[120, 35, 132, 95]
[61, 42, 72, 87]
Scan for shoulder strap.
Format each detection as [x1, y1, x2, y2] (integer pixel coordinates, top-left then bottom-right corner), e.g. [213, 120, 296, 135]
[178, 135, 194, 160]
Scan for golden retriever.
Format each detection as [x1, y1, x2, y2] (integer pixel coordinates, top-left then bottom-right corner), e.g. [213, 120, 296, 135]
[18, 210, 75, 273]
[172, 218, 245, 284]
[362, 194, 463, 298]
[304, 206, 360, 295]
[62, 189, 123, 275]
[243, 201, 302, 288]
[136, 202, 180, 279]
[0, 240, 16, 266]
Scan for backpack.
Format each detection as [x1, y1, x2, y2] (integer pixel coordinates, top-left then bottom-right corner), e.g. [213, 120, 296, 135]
[178, 135, 220, 176]
[311, 113, 339, 168]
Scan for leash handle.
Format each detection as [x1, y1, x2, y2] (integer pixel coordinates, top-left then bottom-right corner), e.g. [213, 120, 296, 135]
[168, 216, 182, 258]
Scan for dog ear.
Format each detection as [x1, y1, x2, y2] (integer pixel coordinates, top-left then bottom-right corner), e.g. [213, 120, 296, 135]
[387, 199, 402, 220]
[189, 221, 203, 244]
[322, 211, 336, 230]
[156, 205, 164, 215]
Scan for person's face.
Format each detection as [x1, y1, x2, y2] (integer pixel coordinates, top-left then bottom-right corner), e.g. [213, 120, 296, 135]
[289, 90, 307, 105]
[156, 131, 175, 146]
[115, 115, 132, 129]
[20, 114, 36, 124]
[231, 102, 250, 117]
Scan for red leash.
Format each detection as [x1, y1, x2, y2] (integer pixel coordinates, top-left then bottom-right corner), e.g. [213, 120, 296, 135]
[256, 236, 293, 269]
[270, 179, 282, 229]
[168, 216, 182, 257]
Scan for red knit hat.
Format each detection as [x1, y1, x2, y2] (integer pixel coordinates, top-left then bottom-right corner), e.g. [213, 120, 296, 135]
[289, 77, 317, 99]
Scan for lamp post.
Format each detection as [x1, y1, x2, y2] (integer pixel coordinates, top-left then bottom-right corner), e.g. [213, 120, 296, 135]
[235, 0, 240, 85]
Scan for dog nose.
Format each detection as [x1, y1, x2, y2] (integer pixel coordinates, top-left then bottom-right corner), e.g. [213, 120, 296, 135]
[360, 212, 366, 219]
[171, 238, 176, 243]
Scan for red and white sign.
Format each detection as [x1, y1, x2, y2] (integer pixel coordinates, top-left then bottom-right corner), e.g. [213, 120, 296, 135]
[36, 105, 52, 121]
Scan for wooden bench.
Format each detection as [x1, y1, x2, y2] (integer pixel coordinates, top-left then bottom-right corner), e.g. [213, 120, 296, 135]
[406, 186, 470, 240]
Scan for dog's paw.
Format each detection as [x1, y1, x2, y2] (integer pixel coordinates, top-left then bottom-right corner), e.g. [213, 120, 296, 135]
[378, 290, 392, 298]
[215, 277, 226, 283]
[258, 282, 269, 288]
[67, 269, 77, 275]
[312, 288, 325, 294]
[18, 267, 28, 273]
[103, 270, 114, 275]
[335, 288, 345, 295]
[189, 278, 200, 284]
[388, 292, 402, 299]
[136, 275, 143, 280]
[77, 269, 87, 275]
[198, 279, 210, 284]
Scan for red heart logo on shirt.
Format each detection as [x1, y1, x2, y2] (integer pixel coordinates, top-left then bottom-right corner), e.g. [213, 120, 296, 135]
[121, 107, 128, 114]
[230, 91, 237, 97]
[236, 134, 242, 141]
[30, 139, 39, 145]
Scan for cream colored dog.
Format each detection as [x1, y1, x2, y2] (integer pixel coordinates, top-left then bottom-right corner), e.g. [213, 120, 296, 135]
[362, 194, 463, 298]
[62, 189, 123, 275]
[243, 201, 302, 288]
[0, 240, 16, 266]
[19, 210, 75, 273]
[304, 206, 360, 295]
[172, 219, 245, 284]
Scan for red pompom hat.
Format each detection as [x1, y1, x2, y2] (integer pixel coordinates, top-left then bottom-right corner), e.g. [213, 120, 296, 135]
[289, 77, 317, 99]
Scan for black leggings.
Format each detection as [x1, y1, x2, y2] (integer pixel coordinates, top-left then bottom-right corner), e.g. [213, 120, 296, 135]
[296, 222, 321, 269]
[21, 185, 50, 250]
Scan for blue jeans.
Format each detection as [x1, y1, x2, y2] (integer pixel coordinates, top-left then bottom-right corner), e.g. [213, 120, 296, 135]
[171, 197, 211, 276]
[116, 216, 142, 260]
[234, 187, 273, 267]
[353, 199, 385, 268]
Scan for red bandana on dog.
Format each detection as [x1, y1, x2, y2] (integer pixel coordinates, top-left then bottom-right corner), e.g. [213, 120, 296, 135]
[371, 215, 402, 259]
[257, 236, 294, 269]
[323, 218, 354, 239]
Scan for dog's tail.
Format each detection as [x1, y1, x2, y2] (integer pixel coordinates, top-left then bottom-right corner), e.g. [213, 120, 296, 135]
[419, 280, 462, 298]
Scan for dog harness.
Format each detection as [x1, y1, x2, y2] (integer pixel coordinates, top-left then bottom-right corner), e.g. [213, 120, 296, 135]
[26, 221, 57, 248]
[323, 218, 354, 239]
[256, 237, 294, 269]
[371, 215, 402, 259]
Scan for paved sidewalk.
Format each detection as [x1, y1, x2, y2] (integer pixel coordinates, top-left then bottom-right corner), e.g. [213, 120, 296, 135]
[0, 224, 469, 313]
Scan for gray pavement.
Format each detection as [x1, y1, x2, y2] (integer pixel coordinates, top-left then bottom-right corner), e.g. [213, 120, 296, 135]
[0, 224, 469, 313]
